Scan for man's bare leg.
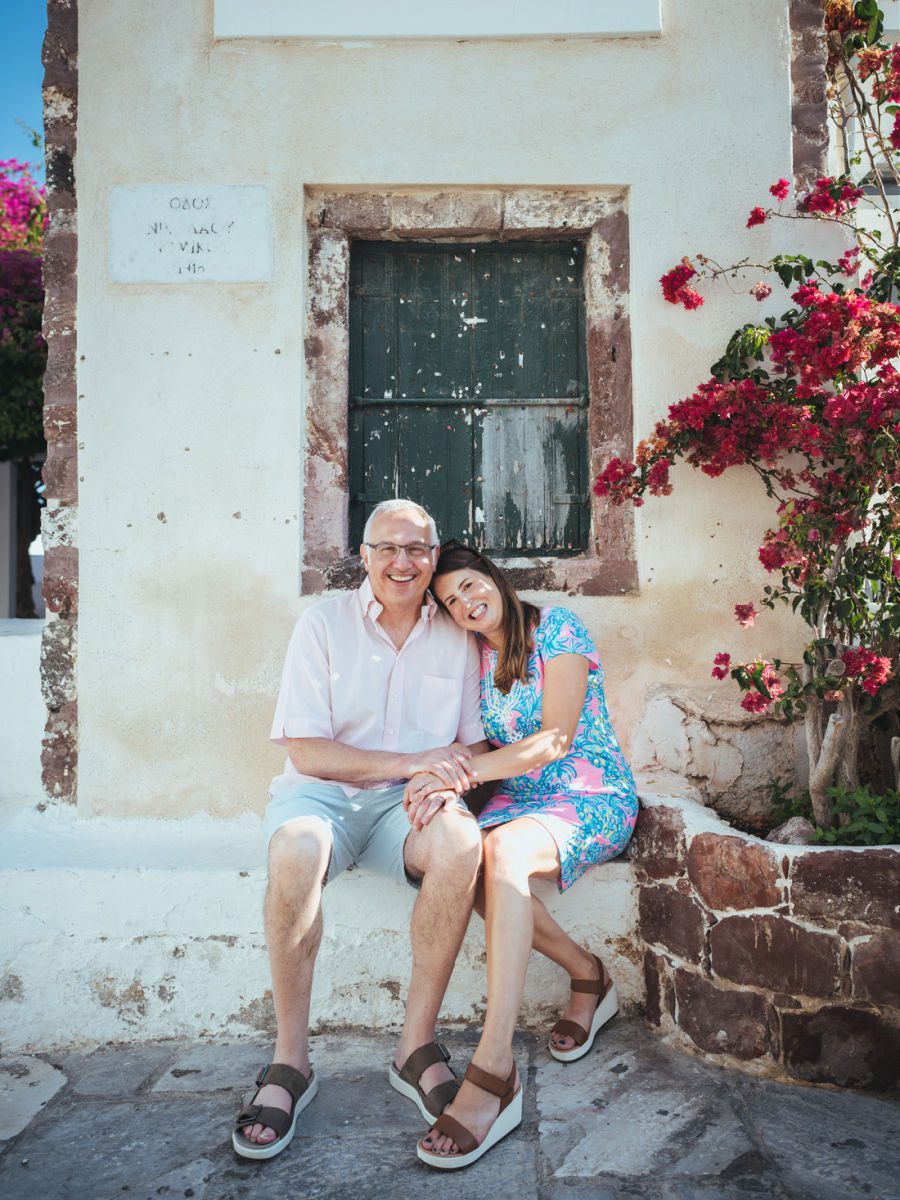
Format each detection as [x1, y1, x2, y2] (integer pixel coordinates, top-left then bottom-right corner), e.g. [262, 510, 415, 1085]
[396, 807, 482, 1097]
[241, 817, 331, 1146]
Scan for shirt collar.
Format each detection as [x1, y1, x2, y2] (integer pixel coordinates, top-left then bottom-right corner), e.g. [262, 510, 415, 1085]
[357, 575, 438, 623]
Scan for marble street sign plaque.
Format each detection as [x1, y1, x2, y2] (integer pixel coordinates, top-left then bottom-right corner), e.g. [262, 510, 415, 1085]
[109, 185, 272, 283]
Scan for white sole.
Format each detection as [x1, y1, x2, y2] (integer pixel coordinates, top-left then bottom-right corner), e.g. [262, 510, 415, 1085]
[417, 1086, 523, 1170]
[548, 983, 619, 1062]
[231, 1070, 318, 1160]
[387, 1064, 439, 1125]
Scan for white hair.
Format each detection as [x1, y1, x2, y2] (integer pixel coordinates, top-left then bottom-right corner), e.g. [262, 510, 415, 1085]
[362, 498, 438, 545]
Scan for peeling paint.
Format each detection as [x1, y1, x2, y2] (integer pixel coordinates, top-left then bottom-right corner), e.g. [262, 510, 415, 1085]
[90, 977, 148, 1023]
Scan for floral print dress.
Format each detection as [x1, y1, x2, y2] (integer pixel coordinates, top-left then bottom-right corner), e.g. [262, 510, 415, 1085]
[476, 607, 639, 892]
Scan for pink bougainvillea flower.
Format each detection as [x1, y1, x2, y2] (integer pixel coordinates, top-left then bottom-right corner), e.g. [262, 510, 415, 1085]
[752, 282, 772, 302]
[769, 178, 790, 201]
[660, 261, 704, 311]
[746, 206, 768, 228]
[741, 691, 772, 713]
[891, 112, 900, 151]
[836, 247, 860, 275]
[892, 558, 900, 581]
[711, 652, 731, 680]
[734, 603, 759, 627]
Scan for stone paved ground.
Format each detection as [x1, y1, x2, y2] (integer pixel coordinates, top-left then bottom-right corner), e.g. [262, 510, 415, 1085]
[0, 1020, 898, 1200]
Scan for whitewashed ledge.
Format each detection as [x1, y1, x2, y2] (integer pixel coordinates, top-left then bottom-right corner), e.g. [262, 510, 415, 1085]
[0, 776, 675, 1051]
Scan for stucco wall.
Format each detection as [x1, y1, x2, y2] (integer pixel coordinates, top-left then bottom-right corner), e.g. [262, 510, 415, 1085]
[68, 0, 836, 817]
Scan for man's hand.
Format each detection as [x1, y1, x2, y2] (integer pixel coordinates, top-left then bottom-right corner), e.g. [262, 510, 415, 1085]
[404, 772, 460, 830]
[403, 743, 474, 792]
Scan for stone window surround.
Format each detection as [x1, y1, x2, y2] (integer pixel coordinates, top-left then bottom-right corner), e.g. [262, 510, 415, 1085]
[302, 186, 637, 596]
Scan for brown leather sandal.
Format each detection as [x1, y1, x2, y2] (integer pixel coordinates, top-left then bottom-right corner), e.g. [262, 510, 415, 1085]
[549, 953, 619, 1062]
[388, 1041, 459, 1123]
[416, 1062, 522, 1170]
[232, 1062, 318, 1160]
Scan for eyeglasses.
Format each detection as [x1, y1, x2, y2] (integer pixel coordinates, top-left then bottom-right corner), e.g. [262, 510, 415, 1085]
[364, 541, 436, 560]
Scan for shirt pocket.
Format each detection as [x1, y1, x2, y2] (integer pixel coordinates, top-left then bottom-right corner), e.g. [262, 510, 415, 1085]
[418, 674, 463, 737]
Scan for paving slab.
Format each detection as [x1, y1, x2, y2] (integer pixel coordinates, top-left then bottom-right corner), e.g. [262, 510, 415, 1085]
[53, 1042, 175, 1097]
[0, 1021, 896, 1199]
[0, 1056, 67, 1141]
[738, 1078, 900, 1200]
[0, 1094, 231, 1199]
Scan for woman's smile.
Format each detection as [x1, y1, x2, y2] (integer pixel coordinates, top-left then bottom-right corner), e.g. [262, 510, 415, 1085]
[434, 569, 504, 645]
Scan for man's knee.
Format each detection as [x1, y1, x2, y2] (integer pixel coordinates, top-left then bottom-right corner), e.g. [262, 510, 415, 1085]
[268, 817, 331, 888]
[415, 808, 482, 877]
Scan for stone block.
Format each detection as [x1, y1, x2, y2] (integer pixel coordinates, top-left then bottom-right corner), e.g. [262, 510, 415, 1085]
[630, 804, 687, 880]
[791, 848, 900, 930]
[41, 445, 77, 502]
[643, 949, 664, 1026]
[687, 833, 780, 911]
[709, 914, 841, 997]
[318, 192, 391, 232]
[40, 617, 76, 708]
[43, 401, 76, 445]
[851, 930, 900, 1008]
[41, 699, 77, 800]
[503, 190, 618, 232]
[638, 885, 706, 962]
[390, 190, 502, 236]
[308, 229, 350, 323]
[781, 1005, 900, 1090]
[673, 969, 772, 1060]
[42, 545, 78, 617]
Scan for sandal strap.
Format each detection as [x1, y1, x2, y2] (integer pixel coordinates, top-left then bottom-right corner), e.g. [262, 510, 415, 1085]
[551, 1018, 589, 1047]
[570, 955, 610, 996]
[398, 1040, 451, 1088]
[422, 1078, 460, 1118]
[254, 1062, 311, 1103]
[431, 1112, 478, 1156]
[464, 1063, 514, 1102]
[234, 1103, 292, 1139]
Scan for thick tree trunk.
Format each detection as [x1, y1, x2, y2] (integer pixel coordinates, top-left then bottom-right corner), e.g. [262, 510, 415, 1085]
[807, 709, 846, 828]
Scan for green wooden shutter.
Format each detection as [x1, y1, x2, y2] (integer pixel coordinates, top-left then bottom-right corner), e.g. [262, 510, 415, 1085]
[349, 241, 588, 553]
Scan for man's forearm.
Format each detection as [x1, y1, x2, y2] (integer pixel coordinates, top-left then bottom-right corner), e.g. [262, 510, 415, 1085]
[287, 738, 411, 785]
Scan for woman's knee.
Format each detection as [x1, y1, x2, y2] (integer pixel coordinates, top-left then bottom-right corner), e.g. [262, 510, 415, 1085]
[482, 824, 535, 881]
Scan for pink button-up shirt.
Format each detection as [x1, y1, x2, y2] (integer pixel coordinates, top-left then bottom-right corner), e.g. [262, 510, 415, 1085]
[269, 577, 485, 798]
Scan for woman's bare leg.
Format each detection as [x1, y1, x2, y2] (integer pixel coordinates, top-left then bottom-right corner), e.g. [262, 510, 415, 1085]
[424, 818, 558, 1156]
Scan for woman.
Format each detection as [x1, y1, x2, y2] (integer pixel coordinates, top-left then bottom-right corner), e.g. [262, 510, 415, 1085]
[405, 542, 638, 1170]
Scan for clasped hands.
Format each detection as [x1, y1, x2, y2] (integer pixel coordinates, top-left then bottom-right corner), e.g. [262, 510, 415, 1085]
[403, 742, 477, 831]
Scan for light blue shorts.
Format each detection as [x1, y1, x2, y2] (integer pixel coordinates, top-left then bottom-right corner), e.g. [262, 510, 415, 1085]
[263, 781, 437, 888]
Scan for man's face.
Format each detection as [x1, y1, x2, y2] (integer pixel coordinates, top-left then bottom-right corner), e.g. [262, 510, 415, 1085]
[360, 508, 436, 611]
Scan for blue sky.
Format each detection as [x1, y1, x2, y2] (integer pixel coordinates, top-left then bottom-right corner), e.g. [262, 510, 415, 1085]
[1, 2, 47, 179]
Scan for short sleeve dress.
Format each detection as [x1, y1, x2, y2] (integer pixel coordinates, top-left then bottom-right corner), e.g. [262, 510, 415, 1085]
[476, 606, 639, 892]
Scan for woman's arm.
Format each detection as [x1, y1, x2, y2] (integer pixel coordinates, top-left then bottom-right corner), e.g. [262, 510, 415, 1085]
[404, 653, 589, 814]
[467, 653, 589, 782]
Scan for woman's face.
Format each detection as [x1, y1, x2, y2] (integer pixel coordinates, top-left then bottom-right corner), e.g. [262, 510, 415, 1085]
[434, 566, 505, 644]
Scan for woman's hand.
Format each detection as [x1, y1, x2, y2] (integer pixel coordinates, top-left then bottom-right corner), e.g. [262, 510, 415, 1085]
[403, 743, 473, 791]
[404, 772, 459, 830]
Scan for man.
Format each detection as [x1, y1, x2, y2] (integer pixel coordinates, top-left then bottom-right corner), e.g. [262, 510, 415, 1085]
[233, 499, 485, 1160]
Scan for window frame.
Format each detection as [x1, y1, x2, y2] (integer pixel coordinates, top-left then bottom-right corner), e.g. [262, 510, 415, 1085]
[302, 187, 637, 596]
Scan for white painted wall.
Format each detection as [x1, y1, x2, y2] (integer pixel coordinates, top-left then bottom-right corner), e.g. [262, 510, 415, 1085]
[0, 620, 44, 812]
[72, 0, 829, 819]
[0, 804, 640, 1050]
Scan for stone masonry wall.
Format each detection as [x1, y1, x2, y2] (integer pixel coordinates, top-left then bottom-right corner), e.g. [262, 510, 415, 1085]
[39, 0, 79, 804]
[632, 782, 900, 1092]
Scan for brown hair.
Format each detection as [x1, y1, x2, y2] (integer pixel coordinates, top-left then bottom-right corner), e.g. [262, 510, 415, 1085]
[433, 541, 540, 694]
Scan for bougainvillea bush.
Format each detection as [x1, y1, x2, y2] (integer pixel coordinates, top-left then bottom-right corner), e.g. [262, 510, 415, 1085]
[0, 158, 46, 460]
[595, 0, 899, 832]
